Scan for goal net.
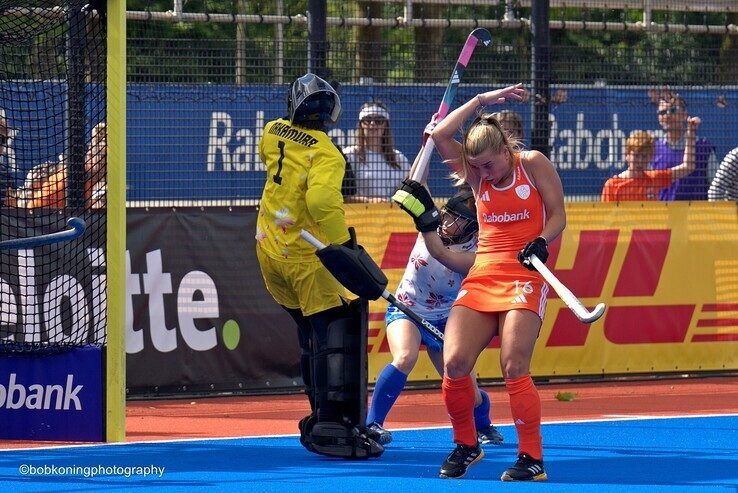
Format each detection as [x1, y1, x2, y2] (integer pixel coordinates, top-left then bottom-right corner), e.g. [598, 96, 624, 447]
[0, 0, 124, 442]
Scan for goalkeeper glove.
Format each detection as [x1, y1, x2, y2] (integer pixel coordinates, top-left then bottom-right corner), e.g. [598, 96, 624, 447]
[316, 227, 388, 300]
[392, 179, 440, 233]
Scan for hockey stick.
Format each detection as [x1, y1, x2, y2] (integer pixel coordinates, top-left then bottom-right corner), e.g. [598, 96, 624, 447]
[528, 254, 606, 324]
[0, 217, 86, 250]
[407, 27, 492, 182]
[299, 229, 444, 344]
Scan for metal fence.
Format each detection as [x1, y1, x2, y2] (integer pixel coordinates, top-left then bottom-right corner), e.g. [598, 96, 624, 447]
[123, 1, 738, 204]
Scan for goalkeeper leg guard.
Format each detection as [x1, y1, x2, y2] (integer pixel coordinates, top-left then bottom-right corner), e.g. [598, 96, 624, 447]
[304, 300, 383, 458]
[309, 299, 368, 426]
[308, 421, 384, 459]
[298, 413, 318, 452]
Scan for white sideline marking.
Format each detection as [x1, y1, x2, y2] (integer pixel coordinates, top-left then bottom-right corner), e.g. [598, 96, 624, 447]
[1, 411, 737, 453]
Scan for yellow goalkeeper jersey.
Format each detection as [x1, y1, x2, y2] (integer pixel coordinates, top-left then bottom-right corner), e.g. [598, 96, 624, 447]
[256, 117, 350, 261]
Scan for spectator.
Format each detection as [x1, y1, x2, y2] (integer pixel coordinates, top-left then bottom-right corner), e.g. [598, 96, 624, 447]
[602, 122, 700, 202]
[14, 121, 106, 209]
[708, 147, 738, 202]
[0, 114, 12, 205]
[492, 110, 525, 143]
[85, 121, 107, 208]
[651, 94, 716, 200]
[343, 100, 410, 202]
[22, 161, 65, 209]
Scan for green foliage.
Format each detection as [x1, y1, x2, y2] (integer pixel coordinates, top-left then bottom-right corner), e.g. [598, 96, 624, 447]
[123, 1, 733, 87]
[555, 391, 577, 402]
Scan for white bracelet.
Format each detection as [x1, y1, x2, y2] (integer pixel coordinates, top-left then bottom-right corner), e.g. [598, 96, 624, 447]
[476, 94, 484, 107]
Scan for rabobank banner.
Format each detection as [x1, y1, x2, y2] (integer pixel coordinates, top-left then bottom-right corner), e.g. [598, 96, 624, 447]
[123, 84, 737, 200]
[2, 83, 735, 201]
[0, 346, 103, 441]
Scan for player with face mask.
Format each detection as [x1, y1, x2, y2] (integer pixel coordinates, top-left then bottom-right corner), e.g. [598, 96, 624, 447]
[366, 185, 503, 449]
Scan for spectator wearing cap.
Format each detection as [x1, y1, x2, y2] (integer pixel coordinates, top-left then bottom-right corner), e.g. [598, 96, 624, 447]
[342, 100, 410, 202]
[651, 94, 716, 200]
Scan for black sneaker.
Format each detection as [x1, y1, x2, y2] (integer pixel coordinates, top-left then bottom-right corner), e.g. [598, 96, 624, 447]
[477, 425, 504, 445]
[366, 422, 392, 445]
[438, 444, 484, 479]
[500, 453, 547, 481]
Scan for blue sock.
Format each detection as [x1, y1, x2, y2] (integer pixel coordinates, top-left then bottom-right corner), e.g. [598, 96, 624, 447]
[367, 364, 408, 425]
[474, 389, 491, 430]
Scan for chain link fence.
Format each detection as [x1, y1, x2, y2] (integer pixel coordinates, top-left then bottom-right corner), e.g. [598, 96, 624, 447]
[124, 1, 738, 204]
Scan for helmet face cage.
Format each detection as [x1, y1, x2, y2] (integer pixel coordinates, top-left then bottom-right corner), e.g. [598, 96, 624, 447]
[288, 73, 342, 124]
[437, 190, 478, 246]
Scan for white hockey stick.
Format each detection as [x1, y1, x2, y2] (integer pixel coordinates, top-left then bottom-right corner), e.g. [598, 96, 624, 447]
[299, 229, 444, 343]
[528, 254, 606, 324]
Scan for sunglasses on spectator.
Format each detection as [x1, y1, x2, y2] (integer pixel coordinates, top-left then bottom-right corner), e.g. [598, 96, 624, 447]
[657, 107, 681, 116]
[361, 117, 386, 125]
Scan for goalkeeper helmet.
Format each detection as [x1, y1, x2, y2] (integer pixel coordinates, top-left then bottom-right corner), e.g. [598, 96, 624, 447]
[287, 73, 341, 125]
[438, 188, 478, 246]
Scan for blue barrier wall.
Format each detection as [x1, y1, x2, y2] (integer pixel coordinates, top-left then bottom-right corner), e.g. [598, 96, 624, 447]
[4, 83, 736, 200]
[127, 84, 737, 200]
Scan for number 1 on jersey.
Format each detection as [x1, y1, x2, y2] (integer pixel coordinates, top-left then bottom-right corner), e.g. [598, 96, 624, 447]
[273, 140, 285, 184]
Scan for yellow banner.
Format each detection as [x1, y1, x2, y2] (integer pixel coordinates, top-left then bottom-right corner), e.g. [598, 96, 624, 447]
[345, 201, 738, 383]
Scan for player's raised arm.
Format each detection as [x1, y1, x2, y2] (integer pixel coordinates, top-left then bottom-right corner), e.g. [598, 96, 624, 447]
[431, 84, 528, 175]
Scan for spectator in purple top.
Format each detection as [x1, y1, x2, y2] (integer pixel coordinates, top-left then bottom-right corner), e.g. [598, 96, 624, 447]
[651, 94, 716, 201]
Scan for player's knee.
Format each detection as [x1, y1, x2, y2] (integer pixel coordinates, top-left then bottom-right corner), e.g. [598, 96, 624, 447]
[444, 353, 474, 379]
[501, 355, 530, 380]
[391, 348, 418, 374]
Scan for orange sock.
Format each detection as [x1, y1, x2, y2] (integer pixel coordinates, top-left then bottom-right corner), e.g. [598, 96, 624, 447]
[505, 374, 543, 460]
[442, 374, 477, 447]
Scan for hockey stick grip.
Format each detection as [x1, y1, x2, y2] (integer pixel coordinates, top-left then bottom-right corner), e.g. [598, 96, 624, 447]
[529, 254, 576, 301]
[299, 229, 324, 250]
[408, 138, 435, 182]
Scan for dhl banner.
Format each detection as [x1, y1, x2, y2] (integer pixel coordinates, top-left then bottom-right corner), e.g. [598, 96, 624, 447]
[345, 201, 738, 383]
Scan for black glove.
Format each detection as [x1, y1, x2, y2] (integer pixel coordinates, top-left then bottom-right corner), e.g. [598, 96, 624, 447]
[391, 179, 440, 233]
[518, 236, 548, 271]
[317, 227, 388, 300]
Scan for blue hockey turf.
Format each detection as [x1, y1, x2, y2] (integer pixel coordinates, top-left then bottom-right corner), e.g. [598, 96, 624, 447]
[1, 414, 736, 492]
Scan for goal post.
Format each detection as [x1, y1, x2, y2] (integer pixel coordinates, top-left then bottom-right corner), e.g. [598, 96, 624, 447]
[0, 0, 126, 443]
[105, 0, 126, 443]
